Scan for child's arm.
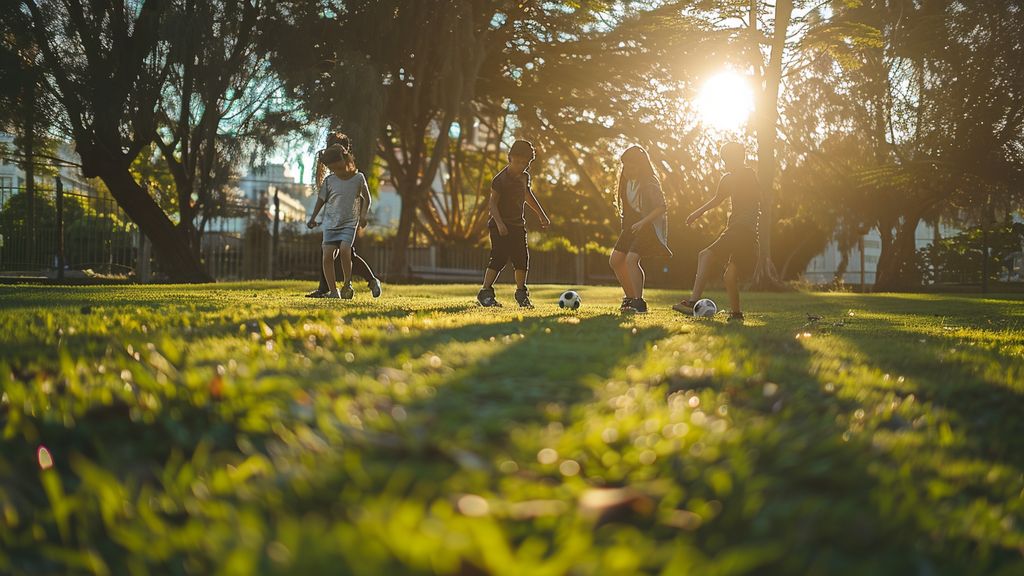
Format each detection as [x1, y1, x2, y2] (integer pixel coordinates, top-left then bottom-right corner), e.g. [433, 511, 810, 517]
[308, 197, 325, 229]
[489, 187, 508, 235]
[630, 180, 666, 233]
[309, 181, 329, 228]
[525, 180, 550, 229]
[358, 176, 371, 228]
[630, 204, 666, 234]
[686, 174, 730, 225]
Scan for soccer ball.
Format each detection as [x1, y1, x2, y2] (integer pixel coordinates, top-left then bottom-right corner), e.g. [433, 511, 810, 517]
[558, 290, 582, 310]
[693, 298, 718, 318]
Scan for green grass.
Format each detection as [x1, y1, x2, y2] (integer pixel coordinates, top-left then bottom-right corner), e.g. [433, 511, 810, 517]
[1, 282, 1023, 575]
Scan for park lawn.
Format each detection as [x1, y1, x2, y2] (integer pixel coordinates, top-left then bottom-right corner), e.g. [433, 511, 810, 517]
[0, 282, 1022, 575]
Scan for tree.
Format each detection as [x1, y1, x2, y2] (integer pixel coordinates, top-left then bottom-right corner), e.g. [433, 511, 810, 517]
[802, 0, 1024, 291]
[0, 3, 60, 258]
[155, 0, 299, 256]
[15, 0, 216, 281]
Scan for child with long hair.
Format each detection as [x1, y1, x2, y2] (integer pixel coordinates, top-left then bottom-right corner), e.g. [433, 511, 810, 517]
[307, 142, 374, 299]
[608, 145, 671, 313]
[305, 131, 382, 298]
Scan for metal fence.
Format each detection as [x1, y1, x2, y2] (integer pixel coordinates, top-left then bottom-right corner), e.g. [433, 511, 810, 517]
[0, 182, 136, 276]
[0, 183, 630, 285]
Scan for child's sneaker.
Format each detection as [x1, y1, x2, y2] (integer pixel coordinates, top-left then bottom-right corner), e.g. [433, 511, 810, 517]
[477, 287, 502, 307]
[514, 287, 534, 308]
[339, 283, 354, 299]
[305, 289, 327, 298]
[324, 289, 342, 299]
[625, 297, 648, 313]
[619, 296, 632, 312]
[367, 277, 382, 298]
[727, 311, 745, 323]
[672, 299, 696, 315]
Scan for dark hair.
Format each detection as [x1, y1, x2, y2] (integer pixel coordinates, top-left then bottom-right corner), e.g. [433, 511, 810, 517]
[315, 131, 356, 184]
[509, 139, 536, 159]
[720, 141, 746, 165]
[616, 145, 659, 212]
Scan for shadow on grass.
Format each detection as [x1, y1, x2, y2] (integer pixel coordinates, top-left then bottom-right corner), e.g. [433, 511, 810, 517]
[801, 292, 1024, 470]
[392, 313, 669, 446]
[678, 317, 1015, 574]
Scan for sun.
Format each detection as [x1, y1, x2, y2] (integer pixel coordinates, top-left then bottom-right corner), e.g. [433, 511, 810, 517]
[696, 71, 755, 131]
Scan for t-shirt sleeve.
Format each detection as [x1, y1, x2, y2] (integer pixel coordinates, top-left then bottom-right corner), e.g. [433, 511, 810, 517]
[317, 180, 329, 202]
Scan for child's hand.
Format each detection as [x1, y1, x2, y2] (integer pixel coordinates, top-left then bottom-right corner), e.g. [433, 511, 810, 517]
[630, 221, 645, 234]
[307, 218, 318, 229]
[359, 217, 368, 229]
[540, 215, 551, 229]
[497, 222, 509, 236]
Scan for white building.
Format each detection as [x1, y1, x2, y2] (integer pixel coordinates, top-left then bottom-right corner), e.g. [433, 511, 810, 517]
[203, 164, 313, 235]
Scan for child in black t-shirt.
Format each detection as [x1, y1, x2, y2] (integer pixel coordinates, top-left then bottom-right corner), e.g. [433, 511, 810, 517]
[477, 140, 550, 308]
[674, 142, 760, 321]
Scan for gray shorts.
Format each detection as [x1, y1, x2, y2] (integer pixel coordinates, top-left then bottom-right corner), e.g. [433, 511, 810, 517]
[323, 226, 356, 247]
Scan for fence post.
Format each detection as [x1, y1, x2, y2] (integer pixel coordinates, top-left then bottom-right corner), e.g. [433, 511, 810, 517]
[271, 188, 280, 280]
[55, 176, 64, 280]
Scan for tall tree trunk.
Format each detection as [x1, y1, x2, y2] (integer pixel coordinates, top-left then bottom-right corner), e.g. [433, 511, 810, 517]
[80, 145, 211, 282]
[874, 212, 924, 291]
[750, 0, 793, 289]
[833, 250, 851, 286]
[387, 179, 421, 280]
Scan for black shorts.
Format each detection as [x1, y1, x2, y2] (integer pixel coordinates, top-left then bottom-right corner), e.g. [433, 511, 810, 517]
[613, 226, 669, 259]
[707, 226, 759, 280]
[487, 226, 529, 272]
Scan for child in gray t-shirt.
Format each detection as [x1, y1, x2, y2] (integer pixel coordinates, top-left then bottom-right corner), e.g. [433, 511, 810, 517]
[308, 144, 371, 299]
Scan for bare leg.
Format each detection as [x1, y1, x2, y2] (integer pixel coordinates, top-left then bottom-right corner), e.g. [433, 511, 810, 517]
[626, 252, 644, 299]
[482, 267, 500, 289]
[514, 268, 528, 290]
[724, 262, 741, 313]
[322, 246, 338, 292]
[689, 248, 715, 301]
[338, 245, 353, 285]
[609, 249, 635, 298]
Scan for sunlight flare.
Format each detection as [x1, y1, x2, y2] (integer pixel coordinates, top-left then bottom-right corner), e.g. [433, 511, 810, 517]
[696, 71, 755, 131]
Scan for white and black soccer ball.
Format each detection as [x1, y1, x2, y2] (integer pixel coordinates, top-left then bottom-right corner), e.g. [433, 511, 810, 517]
[558, 290, 582, 310]
[693, 298, 718, 318]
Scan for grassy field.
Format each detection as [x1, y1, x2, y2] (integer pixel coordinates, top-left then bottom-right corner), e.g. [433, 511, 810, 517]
[1, 282, 1022, 575]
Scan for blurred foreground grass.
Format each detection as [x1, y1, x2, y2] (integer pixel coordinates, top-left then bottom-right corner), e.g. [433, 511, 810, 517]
[1, 282, 1022, 575]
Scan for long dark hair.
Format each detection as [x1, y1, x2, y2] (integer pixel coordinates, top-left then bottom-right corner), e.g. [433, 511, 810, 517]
[315, 131, 356, 185]
[616, 145, 659, 212]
